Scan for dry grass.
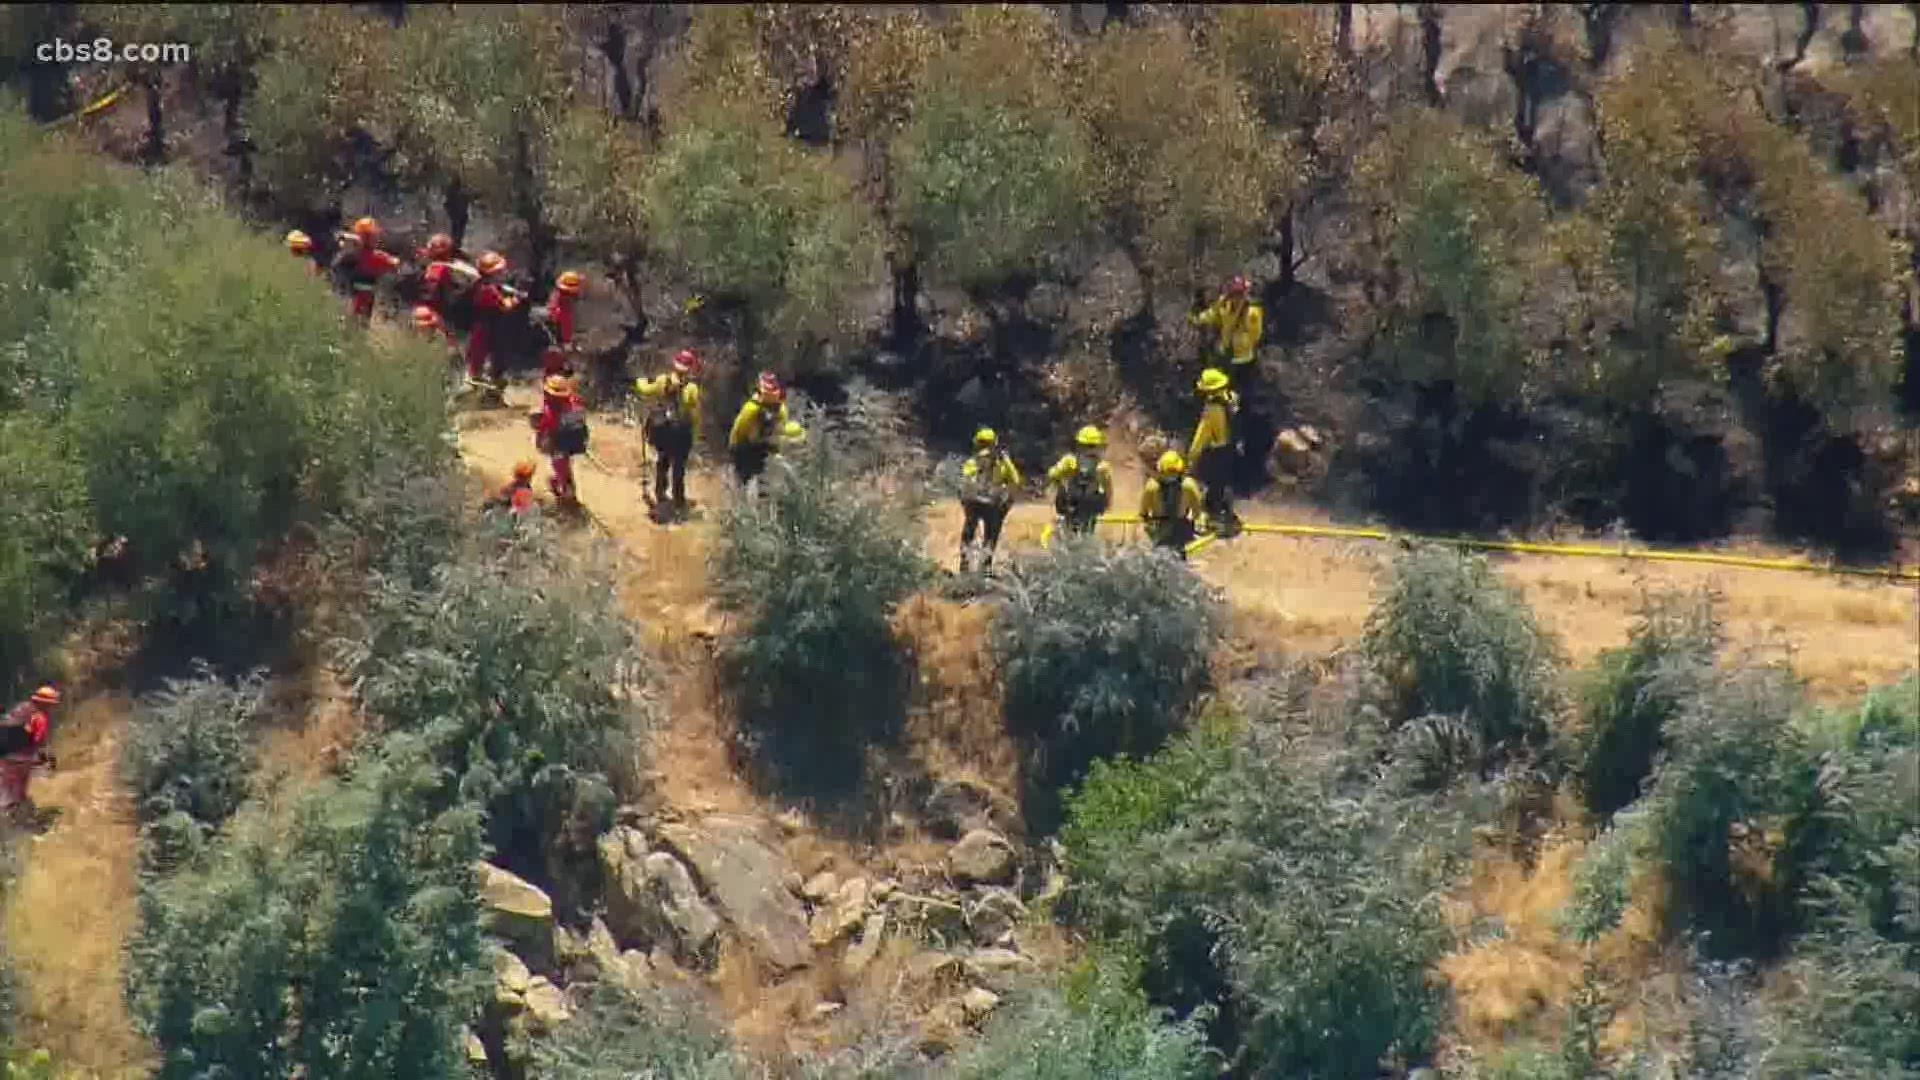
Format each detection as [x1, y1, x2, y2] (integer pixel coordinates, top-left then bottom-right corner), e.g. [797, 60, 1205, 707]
[894, 595, 1023, 807]
[2, 694, 151, 1078]
[1437, 830, 1671, 1062]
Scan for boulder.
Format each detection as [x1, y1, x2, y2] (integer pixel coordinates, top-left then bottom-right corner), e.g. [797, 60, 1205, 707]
[657, 816, 813, 971]
[966, 888, 1027, 947]
[842, 912, 888, 978]
[889, 889, 968, 946]
[811, 876, 870, 947]
[640, 851, 723, 969]
[521, 977, 573, 1035]
[963, 947, 1038, 992]
[492, 947, 532, 1013]
[800, 870, 840, 903]
[475, 862, 554, 970]
[959, 987, 1002, 1023]
[948, 829, 1017, 885]
[598, 828, 723, 968]
[923, 779, 1013, 840]
[906, 950, 967, 987]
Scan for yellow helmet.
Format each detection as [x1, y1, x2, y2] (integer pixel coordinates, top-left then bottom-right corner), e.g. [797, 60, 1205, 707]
[973, 427, 996, 448]
[1157, 450, 1186, 476]
[1075, 425, 1105, 449]
[1197, 368, 1230, 394]
[285, 229, 312, 254]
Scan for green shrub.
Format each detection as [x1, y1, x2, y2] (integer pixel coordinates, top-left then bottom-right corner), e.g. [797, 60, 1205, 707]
[1755, 887, 1920, 1078]
[1063, 718, 1462, 1078]
[709, 399, 928, 798]
[941, 951, 1216, 1080]
[317, 462, 468, 598]
[0, 424, 93, 699]
[1559, 808, 1647, 946]
[1574, 588, 1723, 818]
[339, 527, 648, 885]
[1784, 676, 1920, 940]
[1361, 546, 1561, 780]
[528, 982, 752, 1080]
[29, 171, 447, 628]
[0, 115, 140, 354]
[1639, 662, 1810, 956]
[125, 734, 488, 1080]
[993, 541, 1224, 831]
[119, 665, 268, 862]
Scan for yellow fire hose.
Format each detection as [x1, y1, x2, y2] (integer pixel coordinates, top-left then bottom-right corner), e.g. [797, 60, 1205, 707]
[40, 84, 127, 129]
[1037, 514, 1920, 584]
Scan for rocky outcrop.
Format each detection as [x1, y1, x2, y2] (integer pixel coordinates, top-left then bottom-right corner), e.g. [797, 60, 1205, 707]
[476, 862, 555, 972]
[597, 826, 725, 969]
[964, 887, 1026, 947]
[810, 875, 871, 947]
[657, 815, 813, 971]
[947, 829, 1017, 886]
[923, 778, 1017, 841]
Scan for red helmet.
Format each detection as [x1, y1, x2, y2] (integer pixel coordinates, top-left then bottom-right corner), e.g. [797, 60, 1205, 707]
[1226, 275, 1249, 297]
[672, 349, 700, 376]
[512, 460, 536, 481]
[351, 216, 381, 242]
[423, 233, 454, 260]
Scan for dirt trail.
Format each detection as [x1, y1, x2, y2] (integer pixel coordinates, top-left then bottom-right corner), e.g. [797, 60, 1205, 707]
[461, 393, 1916, 705]
[2, 689, 151, 1078]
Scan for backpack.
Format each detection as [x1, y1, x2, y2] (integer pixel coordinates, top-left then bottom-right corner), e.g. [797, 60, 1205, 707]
[1155, 477, 1185, 523]
[961, 451, 1011, 507]
[0, 704, 36, 757]
[1062, 453, 1103, 508]
[553, 410, 590, 456]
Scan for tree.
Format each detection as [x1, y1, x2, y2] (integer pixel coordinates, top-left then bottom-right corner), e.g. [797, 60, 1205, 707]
[83, 4, 273, 166]
[125, 735, 488, 1080]
[542, 106, 650, 319]
[891, 5, 1095, 300]
[836, 8, 939, 346]
[644, 95, 879, 382]
[386, 5, 576, 275]
[248, 5, 396, 205]
[1206, 5, 1345, 294]
[1072, 21, 1282, 304]
[1558, 35, 1724, 405]
[1354, 109, 1560, 407]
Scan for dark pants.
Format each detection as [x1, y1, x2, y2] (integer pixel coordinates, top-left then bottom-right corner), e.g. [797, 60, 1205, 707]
[649, 423, 693, 509]
[961, 500, 1010, 564]
[732, 444, 771, 487]
[1054, 494, 1107, 537]
[1230, 361, 1277, 491]
[1197, 447, 1239, 533]
[1147, 519, 1196, 560]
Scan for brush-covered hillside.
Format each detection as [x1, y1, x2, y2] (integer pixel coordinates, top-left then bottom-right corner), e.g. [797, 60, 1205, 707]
[0, 5, 1915, 1080]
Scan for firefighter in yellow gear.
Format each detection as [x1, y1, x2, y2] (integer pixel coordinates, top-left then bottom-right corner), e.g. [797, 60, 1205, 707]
[635, 350, 704, 519]
[1189, 368, 1241, 537]
[1140, 451, 1204, 559]
[729, 372, 790, 488]
[1188, 275, 1263, 368]
[1047, 425, 1113, 537]
[959, 427, 1021, 570]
